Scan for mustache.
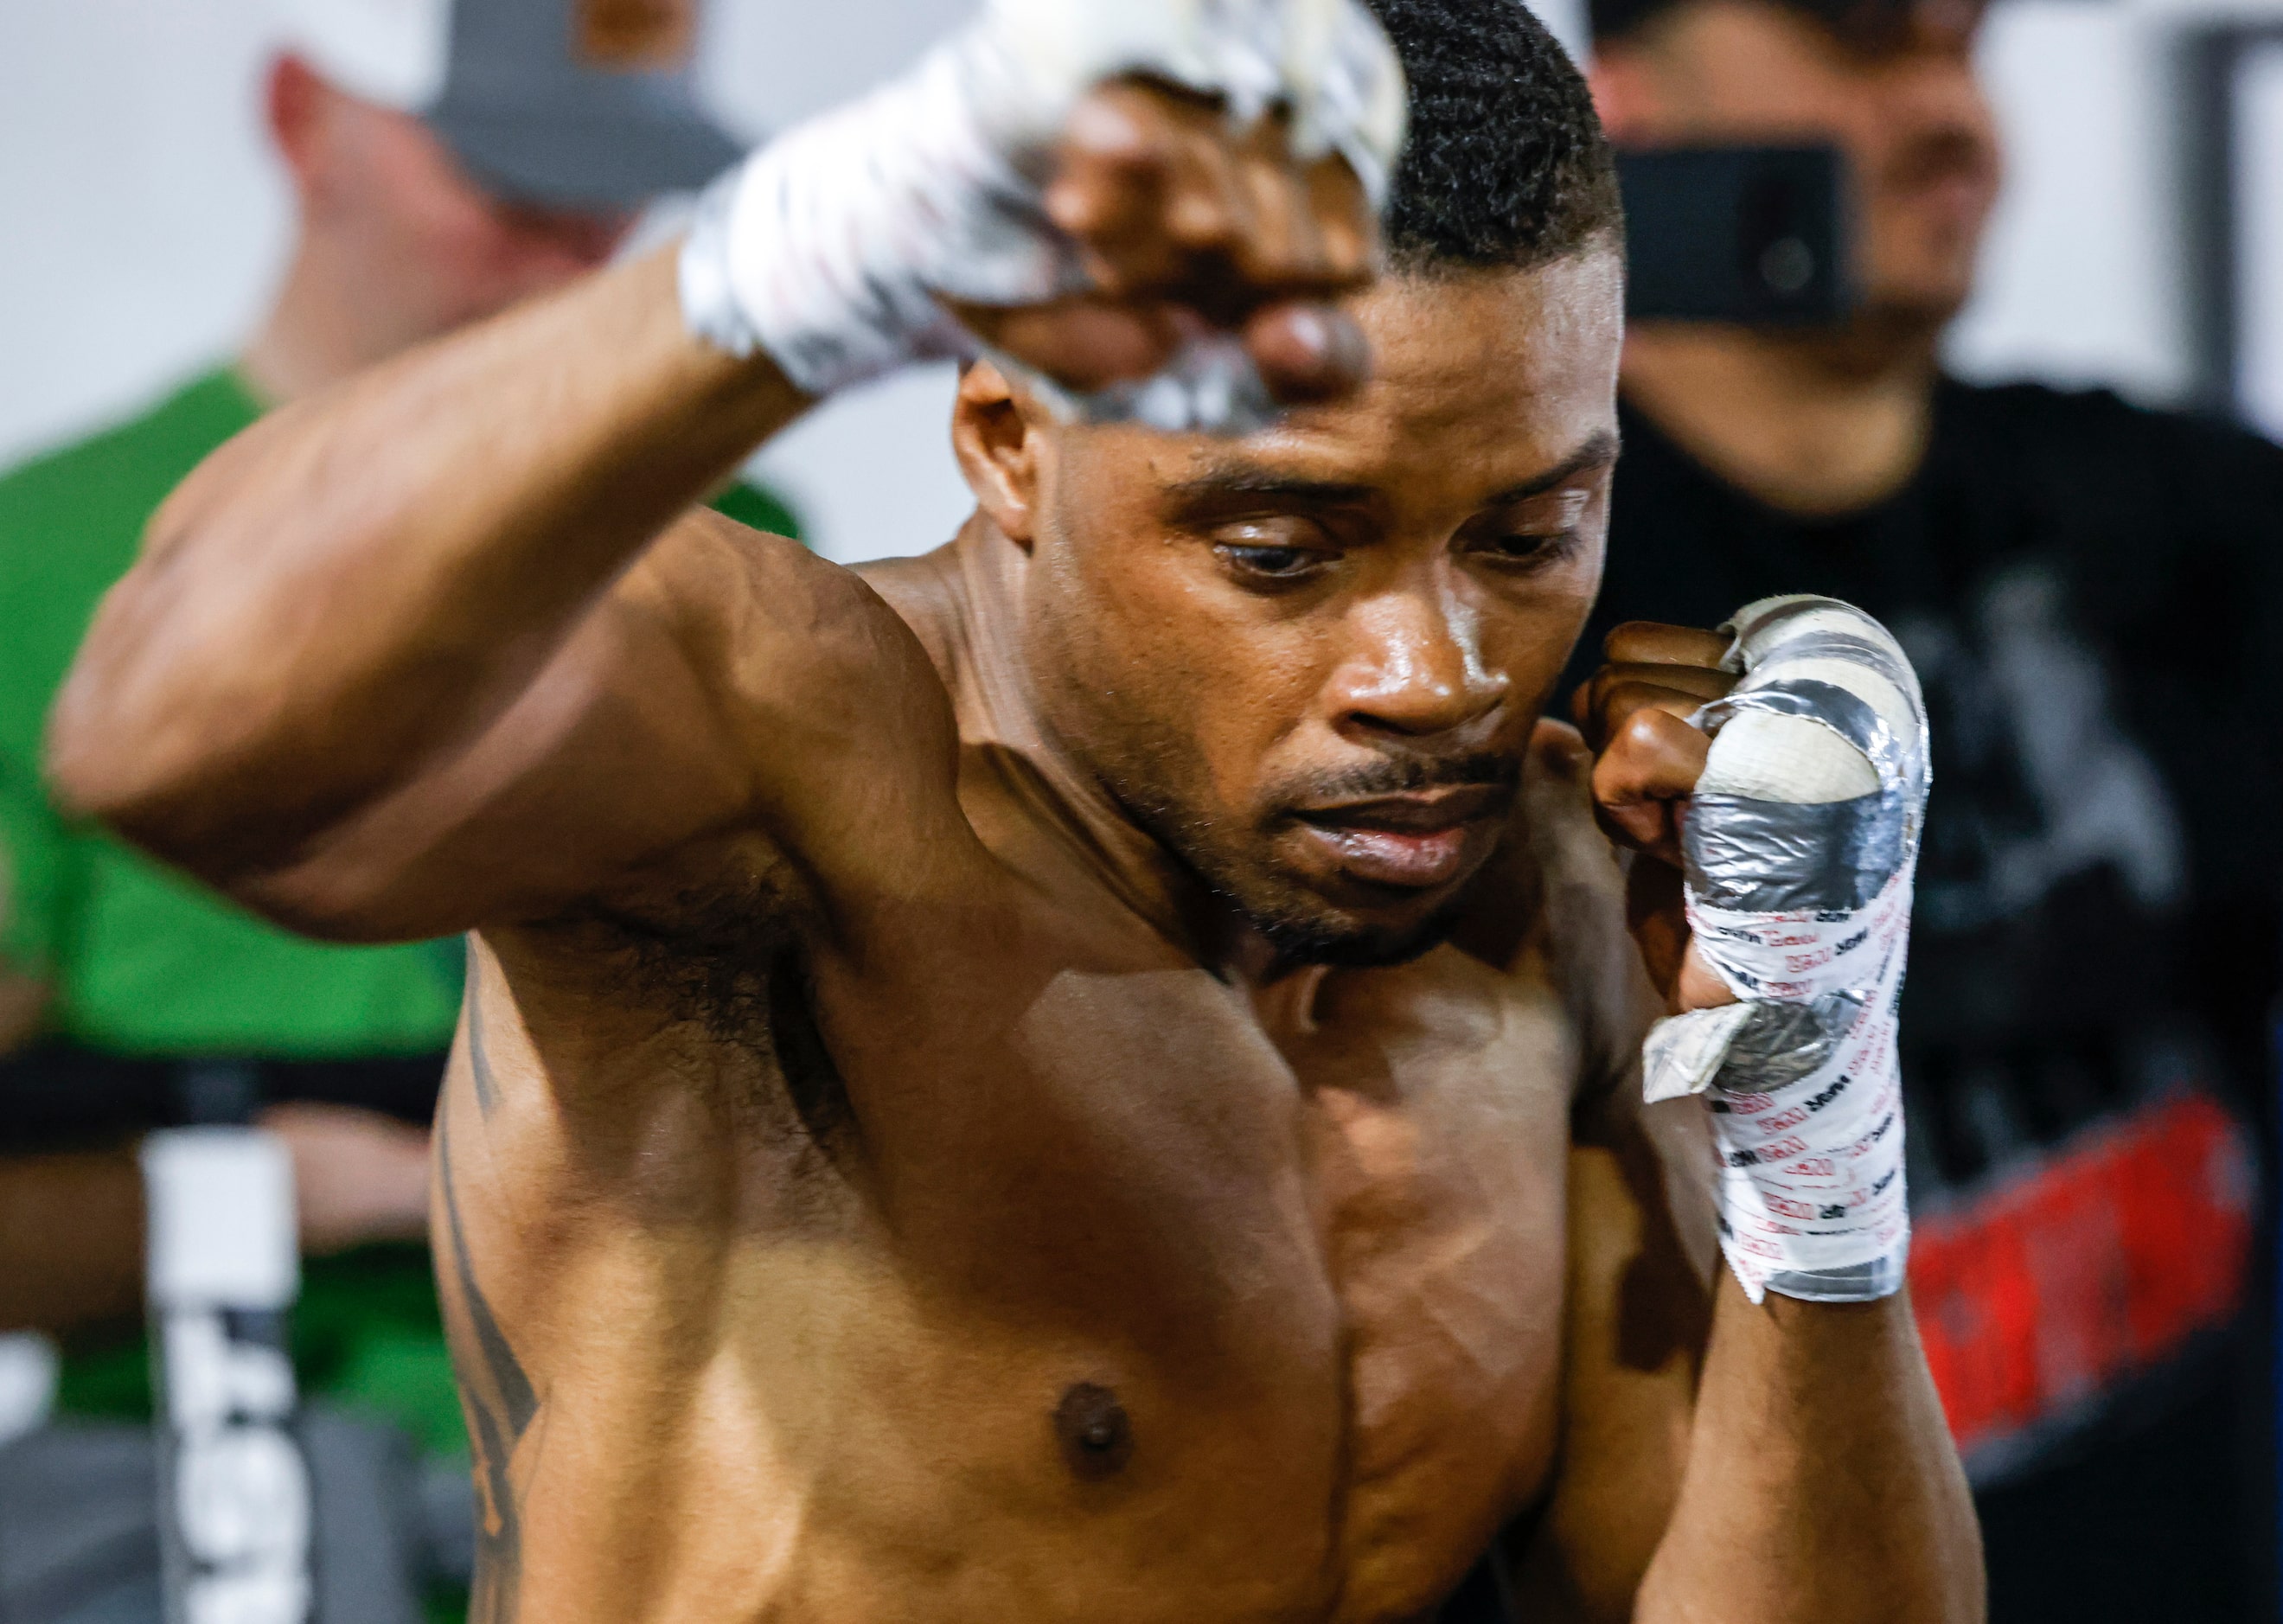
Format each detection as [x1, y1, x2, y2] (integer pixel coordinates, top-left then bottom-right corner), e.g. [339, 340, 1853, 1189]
[1278, 751, 1522, 807]
[1883, 126, 1996, 192]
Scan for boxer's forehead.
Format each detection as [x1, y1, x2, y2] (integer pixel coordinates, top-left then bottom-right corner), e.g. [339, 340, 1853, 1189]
[1135, 252, 1624, 524]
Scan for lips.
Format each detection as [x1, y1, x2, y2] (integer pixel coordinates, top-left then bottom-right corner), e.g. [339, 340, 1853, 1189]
[1301, 823, 1474, 887]
[1291, 783, 1511, 891]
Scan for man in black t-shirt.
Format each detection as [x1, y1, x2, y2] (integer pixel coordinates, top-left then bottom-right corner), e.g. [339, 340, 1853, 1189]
[1579, 0, 2283, 1616]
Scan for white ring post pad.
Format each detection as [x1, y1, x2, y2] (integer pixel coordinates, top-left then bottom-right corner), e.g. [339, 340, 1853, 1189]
[143, 1128, 298, 1312]
[1640, 596, 1930, 1304]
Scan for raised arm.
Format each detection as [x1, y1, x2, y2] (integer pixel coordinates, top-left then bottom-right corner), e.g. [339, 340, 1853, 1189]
[48, 0, 1401, 940]
[1517, 611, 1981, 1623]
[51, 253, 811, 938]
[1515, 1077, 1979, 1623]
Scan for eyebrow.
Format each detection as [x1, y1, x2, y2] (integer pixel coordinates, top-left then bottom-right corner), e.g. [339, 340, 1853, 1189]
[1478, 429, 1623, 506]
[1162, 428, 1622, 512]
[1159, 468, 1379, 508]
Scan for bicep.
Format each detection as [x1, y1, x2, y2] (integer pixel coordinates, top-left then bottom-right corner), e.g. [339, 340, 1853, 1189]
[1507, 1084, 1718, 1621]
[227, 514, 961, 941]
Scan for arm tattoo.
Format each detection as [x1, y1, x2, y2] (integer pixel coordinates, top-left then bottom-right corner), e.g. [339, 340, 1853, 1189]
[465, 965, 501, 1118]
[438, 1110, 539, 1621]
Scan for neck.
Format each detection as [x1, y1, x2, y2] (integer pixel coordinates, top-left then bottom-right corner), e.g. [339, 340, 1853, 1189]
[238, 229, 420, 405]
[922, 520, 1276, 978]
[1619, 315, 1942, 516]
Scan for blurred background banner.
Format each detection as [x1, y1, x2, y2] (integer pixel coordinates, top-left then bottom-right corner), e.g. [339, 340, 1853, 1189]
[3, 0, 2275, 566]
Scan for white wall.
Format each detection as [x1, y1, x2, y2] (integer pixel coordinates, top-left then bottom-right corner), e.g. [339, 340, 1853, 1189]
[0, 0, 981, 566]
[1946, 0, 2283, 401]
[0, 0, 2274, 565]
[0, 0, 284, 475]
[1947, 0, 2193, 398]
[2233, 35, 2283, 436]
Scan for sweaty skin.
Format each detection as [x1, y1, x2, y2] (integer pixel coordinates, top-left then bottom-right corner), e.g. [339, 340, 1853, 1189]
[49, 85, 1978, 1624]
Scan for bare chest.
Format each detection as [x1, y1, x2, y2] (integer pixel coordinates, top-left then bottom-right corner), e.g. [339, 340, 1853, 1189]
[479, 914, 1583, 1620]
[791, 934, 1582, 1612]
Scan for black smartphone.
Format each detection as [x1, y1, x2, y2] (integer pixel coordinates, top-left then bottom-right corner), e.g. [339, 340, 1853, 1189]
[1616, 144, 1854, 325]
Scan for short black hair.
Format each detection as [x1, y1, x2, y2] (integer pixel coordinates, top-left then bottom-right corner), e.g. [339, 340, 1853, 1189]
[1365, 0, 1622, 271]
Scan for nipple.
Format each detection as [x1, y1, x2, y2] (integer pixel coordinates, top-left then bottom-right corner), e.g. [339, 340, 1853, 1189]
[1053, 1382, 1134, 1480]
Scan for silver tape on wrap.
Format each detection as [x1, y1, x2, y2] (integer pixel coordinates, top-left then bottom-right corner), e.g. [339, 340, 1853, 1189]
[1645, 595, 1929, 1304]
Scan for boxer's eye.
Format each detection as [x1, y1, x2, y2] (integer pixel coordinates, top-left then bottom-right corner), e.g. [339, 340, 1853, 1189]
[1463, 489, 1592, 572]
[1209, 520, 1335, 585]
[1470, 529, 1581, 569]
[1218, 543, 1325, 579]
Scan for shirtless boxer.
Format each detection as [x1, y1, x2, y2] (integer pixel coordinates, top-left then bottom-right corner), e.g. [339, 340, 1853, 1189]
[47, 0, 1979, 1616]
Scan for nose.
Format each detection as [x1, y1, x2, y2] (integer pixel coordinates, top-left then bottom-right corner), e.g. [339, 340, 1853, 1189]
[1904, 0, 1983, 57]
[1328, 581, 1508, 742]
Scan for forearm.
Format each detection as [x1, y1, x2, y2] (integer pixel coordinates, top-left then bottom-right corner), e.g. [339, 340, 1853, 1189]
[0, 1149, 144, 1333]
[1636, 1276, 1981, 1624]
[49, 248, 805, 869]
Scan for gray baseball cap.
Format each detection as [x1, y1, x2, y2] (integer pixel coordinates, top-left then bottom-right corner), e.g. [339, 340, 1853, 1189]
[277, 0, 745, 210]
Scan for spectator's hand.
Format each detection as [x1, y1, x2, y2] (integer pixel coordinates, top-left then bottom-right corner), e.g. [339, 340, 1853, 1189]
[259, 1102, 431, 1255]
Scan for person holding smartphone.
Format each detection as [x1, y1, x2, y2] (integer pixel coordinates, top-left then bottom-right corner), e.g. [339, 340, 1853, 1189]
[1575, 1, 2282, 1617]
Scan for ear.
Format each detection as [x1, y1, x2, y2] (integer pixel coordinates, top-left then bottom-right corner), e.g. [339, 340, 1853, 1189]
[1586, 46, 1667, 146]
[265, 53, 337, 206]
[950, 357, 1052, 549]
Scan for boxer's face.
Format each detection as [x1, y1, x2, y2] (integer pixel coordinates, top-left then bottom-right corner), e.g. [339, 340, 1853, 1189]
[1000, 254, 1623, 966]
[1593, 0, 2001, 326]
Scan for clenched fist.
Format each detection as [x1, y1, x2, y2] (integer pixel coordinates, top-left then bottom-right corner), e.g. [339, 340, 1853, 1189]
[1573, 620, 1738, 1013]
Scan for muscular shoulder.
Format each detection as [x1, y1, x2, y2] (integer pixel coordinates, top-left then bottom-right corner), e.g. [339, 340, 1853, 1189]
[635, 509, 961, 781]
[1511, 724, 1721, 1292]
[640, 508, 902, 680]
[612, 509, 982, 929]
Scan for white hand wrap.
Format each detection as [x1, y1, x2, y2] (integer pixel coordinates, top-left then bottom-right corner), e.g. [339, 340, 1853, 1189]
[678, 0, 1406, 431]
[1642, 596, 1930, 1305]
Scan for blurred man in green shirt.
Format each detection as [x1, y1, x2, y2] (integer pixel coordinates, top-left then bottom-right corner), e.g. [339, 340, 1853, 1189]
[0, 0, 795, 1614]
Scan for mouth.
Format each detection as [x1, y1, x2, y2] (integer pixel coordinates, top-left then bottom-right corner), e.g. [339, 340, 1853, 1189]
[1884, 140, 1998, 212]
[1896, 168, 1992, 217]
[1289, 784, 1512, 891]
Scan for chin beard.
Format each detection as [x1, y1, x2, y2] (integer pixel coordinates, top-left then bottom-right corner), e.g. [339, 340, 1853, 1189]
[1061, 700, 1511, 970]
[1244, 891, 1473, 969]
[1112, 783, 1474, 969]
[1824, 295, 1960, 365]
